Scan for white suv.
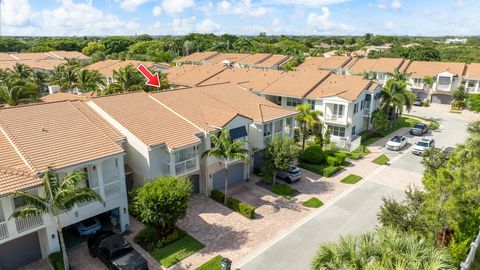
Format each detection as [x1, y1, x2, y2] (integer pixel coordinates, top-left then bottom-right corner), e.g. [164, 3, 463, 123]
[412, 136, 435, 155]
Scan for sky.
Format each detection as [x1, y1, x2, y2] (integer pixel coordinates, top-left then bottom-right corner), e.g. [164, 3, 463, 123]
[0, 0, 479, 36]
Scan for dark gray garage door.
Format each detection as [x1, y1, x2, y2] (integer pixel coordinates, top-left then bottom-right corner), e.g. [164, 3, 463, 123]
[431, 94, 452, 104]
[0, 231, 42, 270]
[190, 174, 200, 194]
[213, 163, 245, 190]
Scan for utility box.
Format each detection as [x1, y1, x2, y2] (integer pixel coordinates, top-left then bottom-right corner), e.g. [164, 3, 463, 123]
[221, 258, 232, 270]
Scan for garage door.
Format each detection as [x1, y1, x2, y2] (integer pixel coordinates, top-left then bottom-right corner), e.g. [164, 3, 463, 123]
[190, 174, 200, 194]
[0, 232, 42, 270]
[213, 163, 245, 190]
[431, 94, 452, 104]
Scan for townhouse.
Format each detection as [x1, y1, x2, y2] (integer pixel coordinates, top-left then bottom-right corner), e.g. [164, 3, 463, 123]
[343, 57, 410, 85]
[296, 56, 352, 72]
[405, 61, 466, 103]
[236, 53, 292, 70]
[176, 52, 292, 70]
[83, 60, 169, 86]
[166, 63, 227, 88]
[0, 51, 90, 72]
[0, 101, 129, 270]
[86, 85, 296, 196]
[463, 64, 480, 94]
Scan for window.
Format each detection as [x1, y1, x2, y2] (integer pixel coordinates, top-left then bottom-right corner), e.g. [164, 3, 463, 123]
[467, 81, 476, 88]
[354, 103, 359, 114]
[438, 76, 451, 86]
[286, 98, 302, 107]
[274, 120, 283, 133]
[327, 125, 346, 137]
[376, 73, 385, 81]
[413, 78, 423, 84]
[308, 100, 315, 108]
[263, 123, 273, 137]
[0, 202, 4, 222]
[332, 104, 344, 116]
[175, 147, 196, 163]
[352, 126, 356, 136]
[13, 197, 26, 209]
[360, 100, 364, 110]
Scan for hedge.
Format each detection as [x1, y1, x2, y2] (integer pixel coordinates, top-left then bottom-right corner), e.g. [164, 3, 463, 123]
[301, 145, 324, 164]
[334, 152, 348, 164]
[326, 156, 339, 166]
[210, 190, 255, 219]
[323, 166, 341, 177]
[49, 252, 64, 270]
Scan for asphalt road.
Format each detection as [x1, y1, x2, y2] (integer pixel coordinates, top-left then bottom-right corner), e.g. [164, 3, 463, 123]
[236, 106, 473, 270]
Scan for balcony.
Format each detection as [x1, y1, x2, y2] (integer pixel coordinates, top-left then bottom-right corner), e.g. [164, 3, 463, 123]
[0, 222, 8, 240]
[324, 114, 347, 125]
[436, 84, 451, 92]
[411, 83, 424, 89]
[174, 157, 197, 175]
[104, 180, 122, 198]
[15, 215, 43, 233]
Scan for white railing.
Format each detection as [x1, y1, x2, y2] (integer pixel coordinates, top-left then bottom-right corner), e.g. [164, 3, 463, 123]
[460, 226, 480, 270]
[0, 222, 8, 239]
[331, 136, 362, 152]
[364, 108, 371, 116]
[436, 84, 451, 91]
[104, 181, 122, 198]
[324, 114, 347, 124]
[78, 186, 101, 206]
[411, 83, 424, 89]
[175, 157, 197, 175]
[15, 215, 43, 233]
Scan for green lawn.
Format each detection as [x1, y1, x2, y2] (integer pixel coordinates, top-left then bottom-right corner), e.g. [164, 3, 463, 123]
[272, 183, 298, 199]
[151, 234, 205, 268]
[347, 146, 371, 160]
[360, 117, 420, 146]
[195, 255, 223, 270]
[302, 197, 324, 208]
[372, 154, 390, 165]
[340, 174, 363, 184]
[299, 160, 350, 178]
[403, 114, 440, 130]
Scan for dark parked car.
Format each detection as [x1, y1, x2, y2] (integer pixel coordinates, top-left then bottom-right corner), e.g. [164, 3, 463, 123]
[413, 98, 423, 106]
[443, 147, 455, 160]
[410, 123, 429, 136]
[88, 231, 148, 270]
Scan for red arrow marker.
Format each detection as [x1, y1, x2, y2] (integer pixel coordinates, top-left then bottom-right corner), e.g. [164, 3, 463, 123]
[137, 64, 160, 87]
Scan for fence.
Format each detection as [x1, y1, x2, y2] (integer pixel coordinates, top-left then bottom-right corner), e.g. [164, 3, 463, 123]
[460, 226, 480, 270]
[331, 136, 362, 153]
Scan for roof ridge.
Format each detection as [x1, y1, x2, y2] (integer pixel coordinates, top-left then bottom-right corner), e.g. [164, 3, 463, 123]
[0, 100, 69, 111]
[303, 71, 334, 98]
[0, 125, 34, 171]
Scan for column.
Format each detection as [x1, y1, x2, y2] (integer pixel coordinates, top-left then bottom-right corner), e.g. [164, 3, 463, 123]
[95, 162, 105, 199]
[169, 152, 175, 176]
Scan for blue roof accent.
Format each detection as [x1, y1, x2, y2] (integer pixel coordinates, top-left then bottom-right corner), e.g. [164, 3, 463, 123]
[229, 126, 248, 140]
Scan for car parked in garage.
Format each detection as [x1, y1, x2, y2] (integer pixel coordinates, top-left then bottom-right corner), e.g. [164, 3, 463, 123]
[277, 166, 302, 183]
[412, 136, 435, 155]
[410, 123, 429, 136]
[386, 135, 408, 151]
[88, 231, 149, 270]
[75, 217, 102, 236]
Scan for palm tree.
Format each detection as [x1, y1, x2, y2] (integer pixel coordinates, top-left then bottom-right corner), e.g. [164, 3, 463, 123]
[76, 69, 104, 93]
[30, 70, 50, 94]
[234, 38, 254, 53]
[12, 63, 32, 79]
[0, 74, 39, 106]
[312, 226, 453, 270]
[50, 64, 79, 92]
[295, 103, 322, 150]
[423, 75, 434, 91]
[9, 170, 103, 270]
[387, 68, 411, 82]
[201, 129, 249, 204]
[381, 76, 415, 124]
[360, 71, 375, 80]
[105, 65, 145, 94]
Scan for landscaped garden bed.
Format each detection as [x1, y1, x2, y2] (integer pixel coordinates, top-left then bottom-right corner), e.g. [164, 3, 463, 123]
[340, 174, 363, 184]
[196, 255, 223, 270]
[302, 197, 324, 208]
[360, 116, 421, 146]
[298, 145, 351, 177]
[372, 154, 390, 165]
[210, 190, 256, 219]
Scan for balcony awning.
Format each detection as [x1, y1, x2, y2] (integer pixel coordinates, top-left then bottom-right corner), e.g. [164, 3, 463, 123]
[229, 126, 248, 140]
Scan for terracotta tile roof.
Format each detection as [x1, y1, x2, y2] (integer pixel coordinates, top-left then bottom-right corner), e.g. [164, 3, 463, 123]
[256, 55, 292, 67]
[168, 64, 227, 87]
[199, 68, 285, 92]
[0, 53, 15, 61]
[81, 91, 99, 99]
[0, 59, 67, 71]
[91, 92, 202, 150]
[151, 89, 245, 132]
[261, 70, 332, 98]
[10, 52, 57, 60]
[84, 60, 155, 77]
[398, 60, 412, 72]
[205, 53, 250, 64]
[464, 64, 480, 80]
[48, 51, 90, 60]
[0, 168, 42, 195]
[297, 56, 352, 70]
[346, 58, 406, 74]
[70, 101, 125, 143]
[238, 53, 272, 65]
[177, 52, 220, 63]
[307, 75, 371, 101]
[165, 64, 198, 82]
[0, 101, 124, 172]
[405, 61, 467, 78]
[196, 83, 297, 123]
[41, 92, 82, 103]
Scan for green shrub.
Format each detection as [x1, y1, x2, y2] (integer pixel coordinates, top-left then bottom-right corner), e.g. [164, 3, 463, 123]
[301, 145, 324, 164]
[302, 197, 324, 208]
[272, 183, 297, 199]
[323, 166, 341, 177]
[227, 197, 256, 219]
[334, 153, 348, 164]
[326, 156, 340, 166]
[49, 252, 64, 270]
[134, 225, 161, 251]
[260, 167, 273, 184]
[161, 229, 185, 247]
[210, 189, 225, 204]
[294, 128, 300, 142]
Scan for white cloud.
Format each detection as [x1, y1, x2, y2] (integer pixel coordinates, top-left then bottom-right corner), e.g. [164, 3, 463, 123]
[384, 21, 394, 30]
[306, 7, 354, 33]
[152, 5, 162, 16]
[269, 0, 349, 7]
[162, 0, 194, 15]
[196, 19, 221, 32]
[272, 18, 281, 27]
[455, 0, 465, 7]
[119, 0, 150, 11]
[391, 0, 401, 9]
[171, 17, 196, 34]
[217, 0, 267, 17]
[1, 0, 33, 26]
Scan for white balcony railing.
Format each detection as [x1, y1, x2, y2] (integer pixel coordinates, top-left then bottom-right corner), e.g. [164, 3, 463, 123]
[175, 157, 197, 175]
[324, 114, 347, 124]
[436, 84, 451, 91]
[411, 83, 424, 89]
[15, 215, 43, 233]
[104, 181, 122, 198]
[0, 222, 8, 239]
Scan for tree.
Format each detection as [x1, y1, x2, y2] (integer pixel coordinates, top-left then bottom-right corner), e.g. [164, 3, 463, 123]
[30, 70, 50, 93]
[12, 63, 32, 79]
[9, 170, 103, 270]
[103, 65, 145, 94]
[50, 63, 80, 92]
[264, 135, 299, 186]
[381, 71, 415, 124]
[467, 94, 480, 113]
[452, 85, 468, 110]
[312, 226, 454, 270]
[421, 148, 448, 175]
[201, 129, 249, 204]
[132, 176, 192, 236]
[371, 108, 388, 133]
[295, 103, 322, 150]
[0, 74, 39, 106]
[81, 41, 106, 56]
[423, 75, 434, 91]
[76, 69, 104, 92]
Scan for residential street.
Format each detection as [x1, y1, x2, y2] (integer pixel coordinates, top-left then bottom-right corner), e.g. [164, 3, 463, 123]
[236, 105, 477, 270]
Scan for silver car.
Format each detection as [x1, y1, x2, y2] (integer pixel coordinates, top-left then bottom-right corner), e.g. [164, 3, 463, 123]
[277, 166, 302, 183]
